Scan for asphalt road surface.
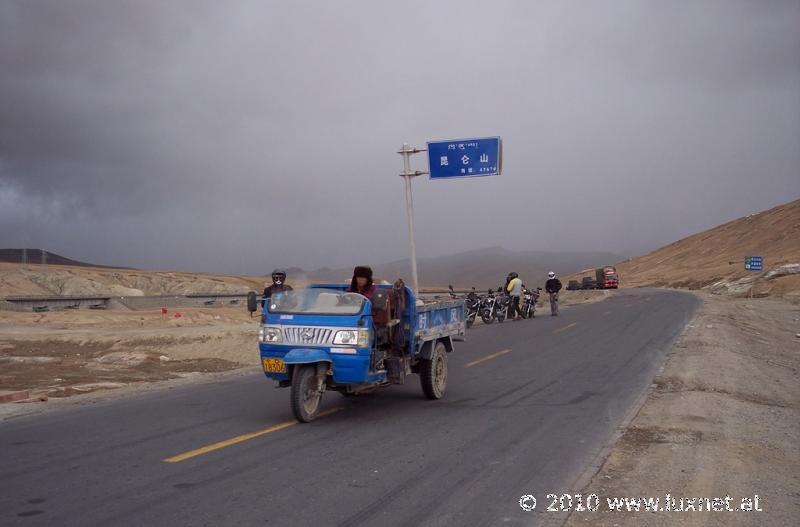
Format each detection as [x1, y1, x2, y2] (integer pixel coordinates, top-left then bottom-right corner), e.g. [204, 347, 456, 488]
[1, 288, 699, 527]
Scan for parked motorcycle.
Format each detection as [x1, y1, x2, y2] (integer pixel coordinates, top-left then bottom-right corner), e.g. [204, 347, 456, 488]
[449, 285, 481, 328]
[519, 286, 542, 319]
[480, 288, 498, 324]
[465, 288, 481, 328]
[493, 286, 512, 323]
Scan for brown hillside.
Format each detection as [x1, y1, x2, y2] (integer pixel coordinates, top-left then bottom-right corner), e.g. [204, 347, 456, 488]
[614, 198, 800, 300]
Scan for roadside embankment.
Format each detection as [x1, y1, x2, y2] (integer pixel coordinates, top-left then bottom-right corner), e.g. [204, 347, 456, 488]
[564, 293, 800, 526]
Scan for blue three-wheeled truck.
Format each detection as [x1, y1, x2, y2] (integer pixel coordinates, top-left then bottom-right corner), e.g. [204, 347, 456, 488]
[257, 281, 465, 422]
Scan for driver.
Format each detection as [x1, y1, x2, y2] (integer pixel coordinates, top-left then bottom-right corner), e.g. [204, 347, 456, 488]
[347, 266, 376, 301]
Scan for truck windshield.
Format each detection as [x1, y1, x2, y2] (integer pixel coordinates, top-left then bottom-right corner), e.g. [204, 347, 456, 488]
[267, 288, 365, 315]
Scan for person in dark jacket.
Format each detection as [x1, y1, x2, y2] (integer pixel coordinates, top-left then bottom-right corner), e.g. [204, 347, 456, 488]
[545, 271, 562, 316]
[348, 265, 376, 301]
[262, 269, 293, 308]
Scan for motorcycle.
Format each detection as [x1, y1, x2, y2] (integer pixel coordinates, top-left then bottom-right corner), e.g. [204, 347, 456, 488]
[464, 288, 481, 328]
[480, 288, 498, 324]
[449, 285, 481, 328]
[519, 286, 542, 319]
[493, 286, 512, 323]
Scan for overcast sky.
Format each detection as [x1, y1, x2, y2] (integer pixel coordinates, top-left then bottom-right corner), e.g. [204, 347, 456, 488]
[1, 0, 798, 274]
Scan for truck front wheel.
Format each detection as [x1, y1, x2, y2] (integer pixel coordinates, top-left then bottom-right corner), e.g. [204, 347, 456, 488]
[420, 342, 448, 400]
[291, 364, 323, 422]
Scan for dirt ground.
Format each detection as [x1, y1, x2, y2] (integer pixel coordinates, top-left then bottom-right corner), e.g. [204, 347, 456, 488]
[0, 307, 261, 402]
[564, 293, 800, 526]
[552, 289, 614, 307]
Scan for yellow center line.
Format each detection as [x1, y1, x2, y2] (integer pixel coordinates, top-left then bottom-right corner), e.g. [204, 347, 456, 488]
[553, 322, 577, 334]
[163, 407, 343, 463]
[464, 349, 511, 368]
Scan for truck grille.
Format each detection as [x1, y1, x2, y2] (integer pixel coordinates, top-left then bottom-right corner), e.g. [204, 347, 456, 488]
[282, 326, 334, 345]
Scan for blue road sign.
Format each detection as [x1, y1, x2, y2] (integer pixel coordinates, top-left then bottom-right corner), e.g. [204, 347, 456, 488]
[427, 137, 502, 179]
[744, 256, 763, 271]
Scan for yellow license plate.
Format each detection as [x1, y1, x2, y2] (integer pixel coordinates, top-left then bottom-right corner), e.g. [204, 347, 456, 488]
[262, 358, 286, 373]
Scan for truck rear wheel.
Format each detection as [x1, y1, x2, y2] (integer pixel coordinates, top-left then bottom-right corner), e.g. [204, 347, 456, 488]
[291, 364, 323, 422]
[420, 342, 448, 400]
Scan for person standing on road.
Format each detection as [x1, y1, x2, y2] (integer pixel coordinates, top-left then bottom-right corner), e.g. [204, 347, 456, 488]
[262, 269, 293, 308]
[545, 271, 562, 316]
[506, 272, 523, 320]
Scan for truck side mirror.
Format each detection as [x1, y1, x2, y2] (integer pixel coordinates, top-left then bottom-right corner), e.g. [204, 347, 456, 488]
[247, 291, 258, 314]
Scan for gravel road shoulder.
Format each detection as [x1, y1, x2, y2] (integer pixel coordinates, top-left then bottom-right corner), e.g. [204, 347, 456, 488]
[564, 292, 800, 526]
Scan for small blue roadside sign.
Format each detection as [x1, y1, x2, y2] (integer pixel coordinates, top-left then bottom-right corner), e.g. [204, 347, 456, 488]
[744, 256, 763, 271]
[427, 137, 502, 179]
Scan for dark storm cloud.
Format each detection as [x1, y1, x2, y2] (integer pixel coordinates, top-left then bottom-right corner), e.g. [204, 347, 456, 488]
[1, 0, 799, 273]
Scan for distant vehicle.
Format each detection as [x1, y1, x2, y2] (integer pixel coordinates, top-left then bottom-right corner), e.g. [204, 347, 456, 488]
[595, 266, 619, 289]
[566, 280, 581, 291]
[581, 276, 596, 290]
[32, 306, 49, 313]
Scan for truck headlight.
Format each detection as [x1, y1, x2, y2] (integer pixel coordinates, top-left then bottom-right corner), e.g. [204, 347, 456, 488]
[259, 325, 282, 343]
[334, 329, 369, 347]
[333, 330, 357, 345]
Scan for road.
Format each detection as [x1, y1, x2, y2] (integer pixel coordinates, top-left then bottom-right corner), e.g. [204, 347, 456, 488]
[0, 288, 698, 527]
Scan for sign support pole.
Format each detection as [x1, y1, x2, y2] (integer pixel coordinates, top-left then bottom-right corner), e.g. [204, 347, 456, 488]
[398, 143, 427, 296]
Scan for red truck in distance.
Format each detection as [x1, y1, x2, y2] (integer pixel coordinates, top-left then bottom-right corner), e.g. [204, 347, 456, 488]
[595, 266, 619, 289]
